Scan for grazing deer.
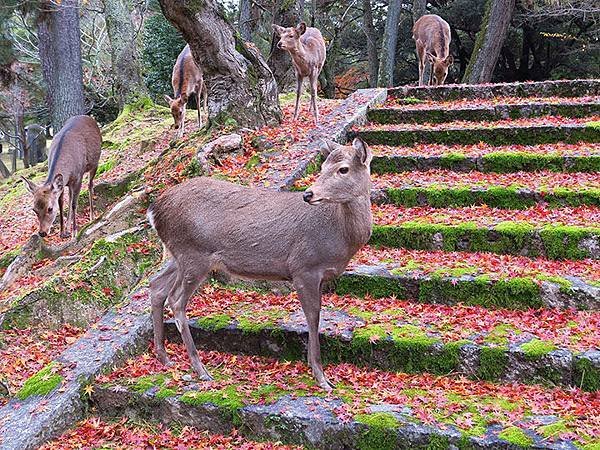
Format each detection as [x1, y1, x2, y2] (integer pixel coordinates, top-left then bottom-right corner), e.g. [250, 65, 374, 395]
[21, 115, 101, 239]
[272, 22, 326, 125]
[164, 44, 208, 139]
[413, 14, 454, 86]
[147, 138, 372, 390]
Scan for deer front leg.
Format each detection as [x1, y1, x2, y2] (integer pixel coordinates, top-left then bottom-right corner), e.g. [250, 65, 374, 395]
[293, 75, 303, 120]
[69, 182, 82, 239]
[309, 73, 319, 125]
[178, 106, 186, 139]
[58, 190, 65, 237]
[62, 186, 74, 239]
[168, 261, 212, 380]
[150, 260, 178, 365]
[293, 274, 332, 391]
[88, 168, 96, 222]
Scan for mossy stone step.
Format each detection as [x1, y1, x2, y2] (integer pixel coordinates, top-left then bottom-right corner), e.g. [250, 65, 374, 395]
[368, 102, 600, 125]
[333, 266, 599, 311]
[370, 223, 600, 261]
[388, 79, 600, 101]
[352, 123, 600, 147]
[161, 313, 600, 391]
[372, 186, 600, 209]
[370, 152, 600, 174]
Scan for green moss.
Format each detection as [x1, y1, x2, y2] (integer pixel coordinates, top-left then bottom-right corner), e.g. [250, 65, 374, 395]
[574, 357, 600, 392]
[237, 315, 277, 333]
[498, 426, 534, 448]
[244, 154, 260, 169]
[132, 374, 168, 393]
[182, 157, 203, 177]
[355, 412, 399, 450]
[585, 121, 600, 129]
[155, 387, 177, 400]
[520, 338, 556, 358]
[16, 362, 63, 400]
[582, 442, 600, 450]
[540, 225, 600, 260]
[0, 249, 19, 269]
[335, 274, 406, 299]
[538, 420, 568, 439]
[196, 314, 232, 331]
[484, 324, 518, 346]
[96, 157, 117, 176]
[427, 435, 450, 450]
[477, 347, 508, 381]
[180, 385, 243, 425]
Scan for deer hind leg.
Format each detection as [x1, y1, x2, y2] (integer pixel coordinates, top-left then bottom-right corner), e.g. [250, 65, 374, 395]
[309, 74, 319, 125]
[150, 259, 178, 365]
[88, 167, 97, 222]
[417, 43, 425, 86]
[293, 75, 303, 120]
[69, 182, 82, 239]
[168, 258, 212, 380]
[293, 273, 332, 391]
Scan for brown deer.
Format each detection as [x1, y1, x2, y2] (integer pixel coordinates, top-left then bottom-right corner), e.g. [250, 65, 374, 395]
[21, 115, 101, 239]
[272, 22, 326, 125]
[147, 138, 372, 390]
[164, 44, 207, 139]
[413, 14, 454, 86]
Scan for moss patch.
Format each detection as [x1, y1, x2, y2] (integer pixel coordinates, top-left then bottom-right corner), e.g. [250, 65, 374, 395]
[180, 385, 244, 425]
[355, 412, 400, 450]
[498, 426, 533, 448]
[196, 314, 232, 331]
[520, 338, 556, 358]
[16, 362, 63, 400]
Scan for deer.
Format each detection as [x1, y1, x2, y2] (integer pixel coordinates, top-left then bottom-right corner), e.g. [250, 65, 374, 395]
[165, 44, 208, 139]
[21, 115, 101, 239]
[272, 22, 326, 125]
[147, 137, 373, 390]
[413, 14, 454, 86]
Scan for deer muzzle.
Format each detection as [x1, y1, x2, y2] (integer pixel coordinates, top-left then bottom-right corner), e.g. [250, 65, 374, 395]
[303, 191, 314, 203]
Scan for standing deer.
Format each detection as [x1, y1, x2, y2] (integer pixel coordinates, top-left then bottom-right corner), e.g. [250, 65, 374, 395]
[413, 14, 454, 86]
[272, 22, 326, 125]
[21, 115, 101, 239]
[164, 44, 208, 139]
[147, 138, 372, 390]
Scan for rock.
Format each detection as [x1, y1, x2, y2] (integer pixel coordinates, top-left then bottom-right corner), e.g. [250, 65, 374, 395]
[197, 133, 243, 173]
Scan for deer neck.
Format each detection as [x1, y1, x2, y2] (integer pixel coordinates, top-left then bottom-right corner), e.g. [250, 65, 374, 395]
[336, 194, 372, 247]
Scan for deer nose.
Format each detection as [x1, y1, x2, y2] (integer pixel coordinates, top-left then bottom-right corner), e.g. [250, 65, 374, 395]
[39, 231, 47, 237]
[277, 41, 283, 49]
[303, 191, 314, 203]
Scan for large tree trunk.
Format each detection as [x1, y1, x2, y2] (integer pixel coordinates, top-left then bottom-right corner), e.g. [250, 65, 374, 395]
[103, 0, 147, 109]
[377, 0, 402, 87]
[239, 0, 253, 41]
[158, 0, 281, 128]
[267, 0, 304, 91]
[462, 0, 516, 84]
[36, 0, 85, 132]
[412, 0, 427, 23]
[362, 0, 379, 87]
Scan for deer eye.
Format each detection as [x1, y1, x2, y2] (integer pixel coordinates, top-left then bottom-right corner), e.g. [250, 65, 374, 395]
[47, 207, 53, 213]
[339, 167, 349, 174]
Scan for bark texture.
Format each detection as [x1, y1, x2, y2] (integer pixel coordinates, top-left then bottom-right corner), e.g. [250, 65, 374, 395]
[36, 0, 85, 131]
[362, 0, 379, 87]
[158, 0, 281, 128]
[239, 0, 252, 41]
[267, 0, 305, 91]
[378, 0, 402, 87]
[103, 0, 147, 108]
[412, 0, 427, 23]
[462, 0, 516, 84]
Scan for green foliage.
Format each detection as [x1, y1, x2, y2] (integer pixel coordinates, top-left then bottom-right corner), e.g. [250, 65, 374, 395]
[142, 14, 186, 101]
[180, 385, 244, 425]
[334, 274, 406, 299]
[196, 314, 232, 331]
[355, 412, 399, 450]
[477, 347, 508, 381]
[574, 357, 600, 392]
[16, 363, 63, 400]
[520, 339, 556, 358]
[498, 426, 534, 448]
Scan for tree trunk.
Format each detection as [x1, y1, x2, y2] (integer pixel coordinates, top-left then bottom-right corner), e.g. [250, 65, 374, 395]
[36, 0, 85, 132]
[462, 0, 516, 84]
[239, 0, 253, 41]
[412, 0, 427, 23]
[158, 0, 281, 128]
[267, 0, 304, 91]
[377, 0, 402, 87]
[362, 0, 379, 87]
[103, 0, 147, 109]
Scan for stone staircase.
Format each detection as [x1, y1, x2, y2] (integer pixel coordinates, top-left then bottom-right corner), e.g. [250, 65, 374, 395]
[33, 80, 600, 449]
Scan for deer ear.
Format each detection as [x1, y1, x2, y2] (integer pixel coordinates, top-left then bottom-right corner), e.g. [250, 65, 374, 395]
[164, 95, 174, 105]
[352, 138, 371, 166]
[445, 55, 454, 66]
[51, 174, 64, 193]
[272, 24, 285, 35]
[21, 176, 38, 194]
[296, 22, 307, 36]
[320, 139, 338, 159]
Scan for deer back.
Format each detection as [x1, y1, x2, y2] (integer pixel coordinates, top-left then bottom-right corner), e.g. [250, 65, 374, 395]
[172, 44, 203, 99]
[412, 14, 451, 59]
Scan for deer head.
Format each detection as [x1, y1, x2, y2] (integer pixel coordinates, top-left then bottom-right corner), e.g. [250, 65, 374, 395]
[272, 22, 307, 52]
[164, 94, 188, 130]
[427, 53, 454, 86]
[303, 138, 372, 205]
[21, 174, 64, 237]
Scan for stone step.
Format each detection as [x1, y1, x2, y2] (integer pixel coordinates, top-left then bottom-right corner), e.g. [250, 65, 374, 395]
[344, 245, 599, 310]
[370, 204, 600, 260]
[92, 345, 600, 449]
[371, 170, 600, 209]
[369, 98, 600, 124]
[388, 79, 600, 101]
[370, 143, 600, 174]
[353, 119, 600, 147]
[157, 286, 600, 390]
